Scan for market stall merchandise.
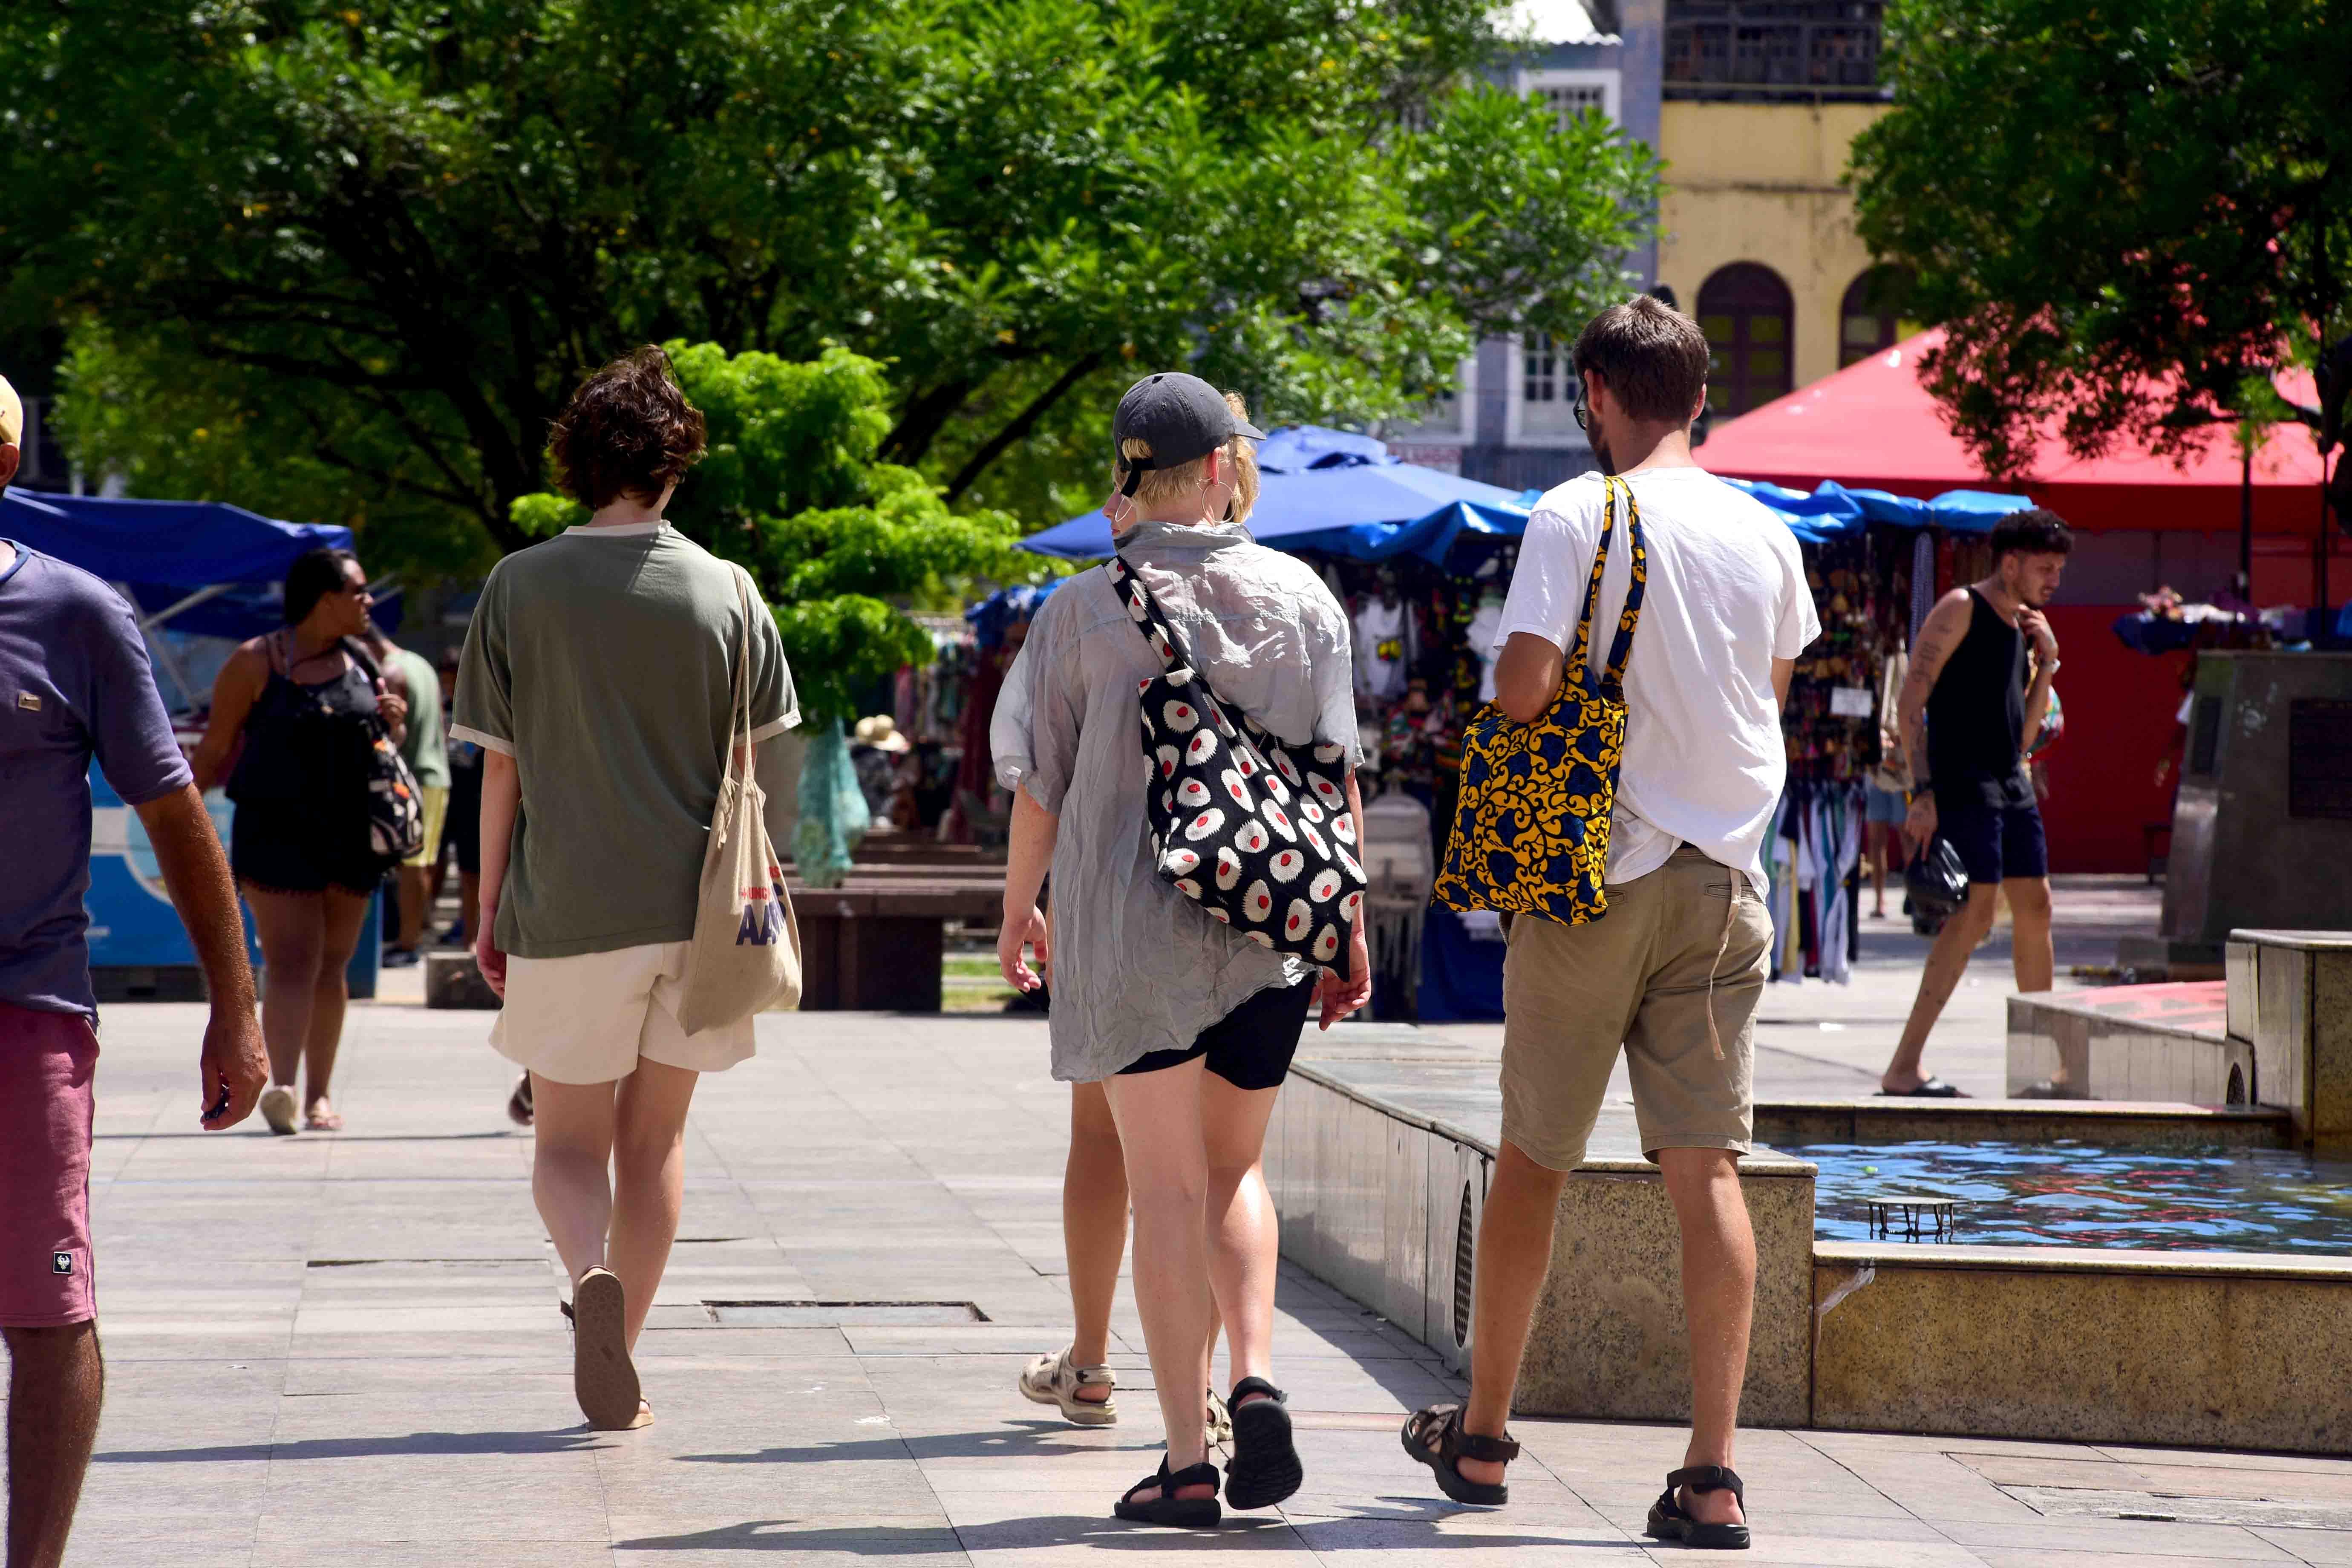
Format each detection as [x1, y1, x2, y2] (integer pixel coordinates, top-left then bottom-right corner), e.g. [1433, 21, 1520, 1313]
[1698, 332, 2346, 873]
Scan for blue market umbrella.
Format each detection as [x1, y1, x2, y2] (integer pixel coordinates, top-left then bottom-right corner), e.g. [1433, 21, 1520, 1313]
[1020, 426, 1533, 561]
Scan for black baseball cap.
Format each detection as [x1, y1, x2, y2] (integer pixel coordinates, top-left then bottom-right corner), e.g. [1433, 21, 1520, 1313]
[1112, 372, 1266, 497]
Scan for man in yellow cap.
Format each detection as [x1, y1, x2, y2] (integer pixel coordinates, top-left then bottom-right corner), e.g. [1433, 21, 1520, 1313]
[0, 373, 270, 1568]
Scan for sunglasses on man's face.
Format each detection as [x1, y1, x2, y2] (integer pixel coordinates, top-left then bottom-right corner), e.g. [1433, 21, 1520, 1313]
[1572, 383, 1590, 432]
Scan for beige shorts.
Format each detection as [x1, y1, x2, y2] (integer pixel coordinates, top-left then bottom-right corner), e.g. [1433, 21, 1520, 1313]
[1500, 845, 1771, 1171]
[492, 941, 755, 1085]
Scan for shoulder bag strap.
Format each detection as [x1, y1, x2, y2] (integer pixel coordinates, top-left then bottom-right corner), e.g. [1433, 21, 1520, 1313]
[1598, 476, 1646, 694]
[1562, 479, 1617, 698]
[1106, 554, 1198, 675]
[342, 636, 383, 687]
[723, 565, 758, 794]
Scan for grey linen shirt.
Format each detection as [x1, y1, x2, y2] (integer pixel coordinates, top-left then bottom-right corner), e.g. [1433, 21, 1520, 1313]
[992, 518, 1361, 1083]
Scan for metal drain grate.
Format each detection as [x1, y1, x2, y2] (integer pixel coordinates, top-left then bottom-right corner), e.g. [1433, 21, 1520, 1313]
[705, 1300, 988, 1327]
[1451, 1181, 1475, 1348]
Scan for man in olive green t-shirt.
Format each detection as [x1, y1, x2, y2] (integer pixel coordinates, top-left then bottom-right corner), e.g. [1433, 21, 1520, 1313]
[450, 523, 797, 961]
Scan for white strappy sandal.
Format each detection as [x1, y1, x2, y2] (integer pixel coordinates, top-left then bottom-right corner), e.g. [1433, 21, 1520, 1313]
[1019, 1345, 1118, 1426]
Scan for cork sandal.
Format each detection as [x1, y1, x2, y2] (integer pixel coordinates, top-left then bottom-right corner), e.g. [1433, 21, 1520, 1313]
[567, 1268, 647, 1430]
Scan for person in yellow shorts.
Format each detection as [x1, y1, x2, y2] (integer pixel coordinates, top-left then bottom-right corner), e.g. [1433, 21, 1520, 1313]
[366, 625, 450, 966]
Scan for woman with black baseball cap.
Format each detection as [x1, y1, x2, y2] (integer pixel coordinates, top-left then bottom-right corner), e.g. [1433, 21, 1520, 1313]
[993, 372, 1372, 1525]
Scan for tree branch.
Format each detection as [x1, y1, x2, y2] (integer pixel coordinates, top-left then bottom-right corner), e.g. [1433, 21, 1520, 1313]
[944, 351, 1105, 502]
[879, 376, 979, 468]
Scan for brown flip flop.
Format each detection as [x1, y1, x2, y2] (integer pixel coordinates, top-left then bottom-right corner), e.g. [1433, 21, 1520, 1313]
[569, 1268, 644, 1429]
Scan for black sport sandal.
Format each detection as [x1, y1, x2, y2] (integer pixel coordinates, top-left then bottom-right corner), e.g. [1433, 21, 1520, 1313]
[1401, 1403, 1519, 1506]
[1646, 1464, 1751, 1550]
[1223, 1377, 1303, 1510]
[1114, 1456, 1222, 1528]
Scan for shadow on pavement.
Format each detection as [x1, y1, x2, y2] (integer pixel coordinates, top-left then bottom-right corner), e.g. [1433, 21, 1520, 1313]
[614, 1513, 1614, 1553]
[95, 1427, 602, 1462]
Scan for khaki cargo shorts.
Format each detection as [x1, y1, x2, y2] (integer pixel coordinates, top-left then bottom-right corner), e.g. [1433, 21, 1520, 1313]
[1500, 845, 1771, 1171]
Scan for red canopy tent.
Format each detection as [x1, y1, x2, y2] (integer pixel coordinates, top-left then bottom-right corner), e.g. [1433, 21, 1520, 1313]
[1696, 329, 2338, 876]
[1697, 329, 2329, 536]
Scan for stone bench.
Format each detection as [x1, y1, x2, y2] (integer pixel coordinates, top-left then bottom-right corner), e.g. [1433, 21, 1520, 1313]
[422, 877, 1006, 1014]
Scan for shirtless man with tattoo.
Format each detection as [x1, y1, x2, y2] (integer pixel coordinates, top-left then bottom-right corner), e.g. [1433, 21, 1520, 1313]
[1878, 509, 2072, 1096]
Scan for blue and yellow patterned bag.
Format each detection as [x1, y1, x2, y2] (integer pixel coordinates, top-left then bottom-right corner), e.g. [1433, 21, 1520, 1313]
[1433, 474, 1646, 923]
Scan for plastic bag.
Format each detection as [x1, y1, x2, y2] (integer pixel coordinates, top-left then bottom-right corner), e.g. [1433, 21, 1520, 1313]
[1904, 836, 1969, 919]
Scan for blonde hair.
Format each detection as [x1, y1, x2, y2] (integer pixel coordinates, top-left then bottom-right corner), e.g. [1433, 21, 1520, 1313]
[1111, 391, 1259, 525]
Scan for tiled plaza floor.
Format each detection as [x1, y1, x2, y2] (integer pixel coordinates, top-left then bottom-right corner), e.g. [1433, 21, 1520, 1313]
[40, 941, 2352, 1565]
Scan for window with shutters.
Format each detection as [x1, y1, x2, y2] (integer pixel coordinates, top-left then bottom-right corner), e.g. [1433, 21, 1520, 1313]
[1507, 332, 1583, 444]
[1839, 265, 1916, 367]
[1664, 1, 1887, 102]
[1516, 68, 1621, 128]
[1696, 263, 1795, 416]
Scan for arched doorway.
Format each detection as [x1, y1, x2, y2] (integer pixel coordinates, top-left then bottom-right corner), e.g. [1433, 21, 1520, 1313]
[1840, 265, 1915, 367]
[1696, 263, 1794, 416]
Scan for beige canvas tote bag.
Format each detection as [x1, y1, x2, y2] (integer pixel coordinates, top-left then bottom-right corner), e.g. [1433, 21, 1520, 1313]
[675, 565, 802, 1032]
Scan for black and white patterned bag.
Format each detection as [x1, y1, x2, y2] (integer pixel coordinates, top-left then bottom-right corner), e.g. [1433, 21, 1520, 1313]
[1108, 556, 1366, 967]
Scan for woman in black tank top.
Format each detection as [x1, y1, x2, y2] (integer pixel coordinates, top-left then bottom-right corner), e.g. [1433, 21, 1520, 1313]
[192, 548, 408, 1135]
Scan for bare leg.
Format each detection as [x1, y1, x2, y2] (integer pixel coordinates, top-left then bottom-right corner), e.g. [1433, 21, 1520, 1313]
[1200, 1072, 1282, 1399]
[4, 1323, 103, 1568]
[396, 863, 430, 951]
[1100, 1063, 1217, 1502]
[458, 870, 481, 944]
[2006, 876, 2054, 994]
[1064, 1081, 1127, 1403]
[530, 1073, 618, 1286]
[1879, 882, 2000, 1093]
[1865, 821, 1889, 917]
[300, 887, 373, 1118]
[1657, 1149, 1754, 1528]
[242, 886, 323, 1087]
[1455, 1140, 1572, 1488]
[609, 1060, 700, 1350]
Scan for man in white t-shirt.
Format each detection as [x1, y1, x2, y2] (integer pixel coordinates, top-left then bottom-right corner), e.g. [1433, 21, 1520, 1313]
[1403, 297, 1817, 1550]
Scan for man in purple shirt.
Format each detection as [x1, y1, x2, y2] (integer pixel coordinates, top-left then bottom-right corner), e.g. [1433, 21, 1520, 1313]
[0, 376, 268, 1568]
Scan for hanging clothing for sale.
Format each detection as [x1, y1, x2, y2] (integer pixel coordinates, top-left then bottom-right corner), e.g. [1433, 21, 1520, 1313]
[1465, 599, 1505, 703]
[1909, 531, 1936, 648]
[1354, 600, 1415, 699]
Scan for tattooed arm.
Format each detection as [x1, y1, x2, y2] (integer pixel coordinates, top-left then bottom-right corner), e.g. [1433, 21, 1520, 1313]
[1898, 591, 1972, 847]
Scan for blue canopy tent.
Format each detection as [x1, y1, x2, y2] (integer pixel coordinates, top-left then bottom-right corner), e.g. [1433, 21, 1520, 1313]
[1017, 427, 2033, 567]
[1, 490, 360, 707]
[1718, 478, 2035, 543]
[1, 490, 383, 990]
[1019, 426, 1537, 564]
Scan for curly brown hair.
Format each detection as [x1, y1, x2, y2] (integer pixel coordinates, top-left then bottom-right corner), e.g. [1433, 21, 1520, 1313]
[548, 346, 708, 509]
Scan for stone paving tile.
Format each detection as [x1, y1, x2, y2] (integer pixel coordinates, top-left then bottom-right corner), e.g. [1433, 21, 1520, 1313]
[2255, 1528, 2352, 1565]
[1936, 1518, 2300, 1559]
[39, 1000, 2349, 1567]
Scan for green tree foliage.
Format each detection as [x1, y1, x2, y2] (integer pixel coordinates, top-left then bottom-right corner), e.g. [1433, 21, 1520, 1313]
[1850, 0, 2352, 483]
[4, 0, 1657, 568]
[510, 340, 1038, 726]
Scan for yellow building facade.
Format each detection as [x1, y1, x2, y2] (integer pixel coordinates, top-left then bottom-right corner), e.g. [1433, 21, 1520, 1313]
[1655, 99, 1895, 412]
